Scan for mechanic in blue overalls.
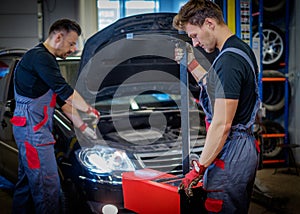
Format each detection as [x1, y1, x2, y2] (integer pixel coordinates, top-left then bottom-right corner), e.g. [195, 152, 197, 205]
[10, 19, 100, 214]
[174, 0, 260, 213]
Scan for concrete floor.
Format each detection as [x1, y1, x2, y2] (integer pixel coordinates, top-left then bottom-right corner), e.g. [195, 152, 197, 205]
[0, 188, 12, 214]
[1, 167, 299, 214]
[249, 167, 300, 214]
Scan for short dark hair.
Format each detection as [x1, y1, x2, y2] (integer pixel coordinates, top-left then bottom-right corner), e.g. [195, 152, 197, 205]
[49, 19, 82, 36]
[173, 0, 224, 31]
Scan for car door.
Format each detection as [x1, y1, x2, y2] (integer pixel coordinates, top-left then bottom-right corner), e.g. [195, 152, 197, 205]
[0, 52, 23, 184]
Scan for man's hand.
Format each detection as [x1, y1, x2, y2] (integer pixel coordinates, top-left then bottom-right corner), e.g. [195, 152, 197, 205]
[79, 123, 97, 139]
[175, 43, 207, 82]
[174, 42, 195, 65]
[86, 105, 100, 125]
[178, 160, 206, 197]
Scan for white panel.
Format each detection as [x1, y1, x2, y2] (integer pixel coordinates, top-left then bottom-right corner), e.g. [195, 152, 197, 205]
[79, 0, 98, 47]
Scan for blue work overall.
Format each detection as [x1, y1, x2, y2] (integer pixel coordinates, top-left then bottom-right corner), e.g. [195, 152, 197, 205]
[11, 89, 60, 214]
[199, 48, 260, 213]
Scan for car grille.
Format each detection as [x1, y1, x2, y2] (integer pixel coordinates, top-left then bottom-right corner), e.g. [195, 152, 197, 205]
[134, 146, 204, 175]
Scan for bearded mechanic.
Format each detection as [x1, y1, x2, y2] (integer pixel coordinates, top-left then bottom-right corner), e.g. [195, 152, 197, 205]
[174, 0, 260, 213]
[11, 19, 100, 213]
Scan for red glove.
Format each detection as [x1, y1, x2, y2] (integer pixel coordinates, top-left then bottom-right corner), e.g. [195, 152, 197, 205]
[79, 123, 97, 139]
[86, 105, 100, 125]
[179, 160, 206, 197]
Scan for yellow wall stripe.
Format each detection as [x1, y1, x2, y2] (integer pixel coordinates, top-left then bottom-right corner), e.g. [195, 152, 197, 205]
[227, 0, 236, 34]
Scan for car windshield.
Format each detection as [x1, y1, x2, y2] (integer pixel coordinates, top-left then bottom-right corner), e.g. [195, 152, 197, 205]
[97, 91, 180, 112]
[58, 56, 80, 88]
[93, 81, 199, 116]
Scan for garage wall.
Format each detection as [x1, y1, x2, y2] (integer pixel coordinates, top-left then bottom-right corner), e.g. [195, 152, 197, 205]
[289, 0, 300, 164]
[42, 0, 81, 50]
[160, 0, 183, 12]
[43, 0, 98, 51]
[0, 0, 38, 49]
[0, 0, 182, 51]
[42, 0, 80, 39]
[0, 0, 98, 51]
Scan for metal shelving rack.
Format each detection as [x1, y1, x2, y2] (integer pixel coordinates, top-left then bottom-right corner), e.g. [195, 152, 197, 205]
[257, 0, 297, 170]
[220, 0, 295, 169]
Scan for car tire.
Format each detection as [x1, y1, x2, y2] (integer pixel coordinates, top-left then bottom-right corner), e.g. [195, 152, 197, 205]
[261, 70, 291, 120]
[260, 120, 284, 158]
[262, 70, 288, 112]
[60, 180, 93, 214]
[253, 0, 285, 19]
[59, 188, 69, 214]
[253, 24, 285, 69]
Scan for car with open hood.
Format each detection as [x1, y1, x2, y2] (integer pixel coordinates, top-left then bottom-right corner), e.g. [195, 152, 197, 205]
[0, 13, 217, 213]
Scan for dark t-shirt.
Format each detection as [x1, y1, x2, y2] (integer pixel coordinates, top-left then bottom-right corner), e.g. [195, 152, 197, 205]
[207, 35, 258, 125]
[14, 43, 73, 106]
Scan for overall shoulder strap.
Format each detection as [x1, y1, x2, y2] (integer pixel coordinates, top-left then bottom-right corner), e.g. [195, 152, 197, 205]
[214, 47, 255, 72]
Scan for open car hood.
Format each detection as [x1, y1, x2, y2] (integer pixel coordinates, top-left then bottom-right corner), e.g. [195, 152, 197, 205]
[73, 13, 215, 148]
[76, 13, 217, 100]
[80, 13, 190, 71]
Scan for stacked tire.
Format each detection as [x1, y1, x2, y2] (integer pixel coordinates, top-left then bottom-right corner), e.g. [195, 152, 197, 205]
[252, 0, 289, 159]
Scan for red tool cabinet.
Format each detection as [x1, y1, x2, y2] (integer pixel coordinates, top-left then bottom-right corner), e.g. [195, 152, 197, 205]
[122, 168, 207, 214]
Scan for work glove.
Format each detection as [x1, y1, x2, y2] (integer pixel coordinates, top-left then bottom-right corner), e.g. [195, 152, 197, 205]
[178, 160, 206, 197]
[86, 105, 100, 125]
[79, 123, 97, 140]
[174, 43, 198, 71]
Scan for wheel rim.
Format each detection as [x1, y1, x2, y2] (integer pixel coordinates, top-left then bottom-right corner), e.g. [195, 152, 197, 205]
[254, 28, 284, 65]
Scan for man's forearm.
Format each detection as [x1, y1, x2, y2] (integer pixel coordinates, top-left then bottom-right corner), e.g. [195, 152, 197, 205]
[199, 99, 238, 167]
[65, 90, 90, 112]
[199, 122, 229, 167]
[188, 59, 207, 83]
[61, 103, 84, 128]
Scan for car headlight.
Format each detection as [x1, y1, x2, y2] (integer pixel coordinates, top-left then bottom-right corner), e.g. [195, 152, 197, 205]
[76, 145, 135, 174]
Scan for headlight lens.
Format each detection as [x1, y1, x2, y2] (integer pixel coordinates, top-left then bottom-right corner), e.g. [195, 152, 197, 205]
[76, 145, 135, 174]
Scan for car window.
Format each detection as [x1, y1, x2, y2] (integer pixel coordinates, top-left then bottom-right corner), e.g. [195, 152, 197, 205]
[58, 58, 80, 88]
[0, 58, 17, 103]
[0, 61, 10, 79]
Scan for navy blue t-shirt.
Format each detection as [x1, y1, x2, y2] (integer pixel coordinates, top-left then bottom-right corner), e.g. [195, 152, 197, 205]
[207, 35, 258, 125]
[14, 43, 73, 106]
